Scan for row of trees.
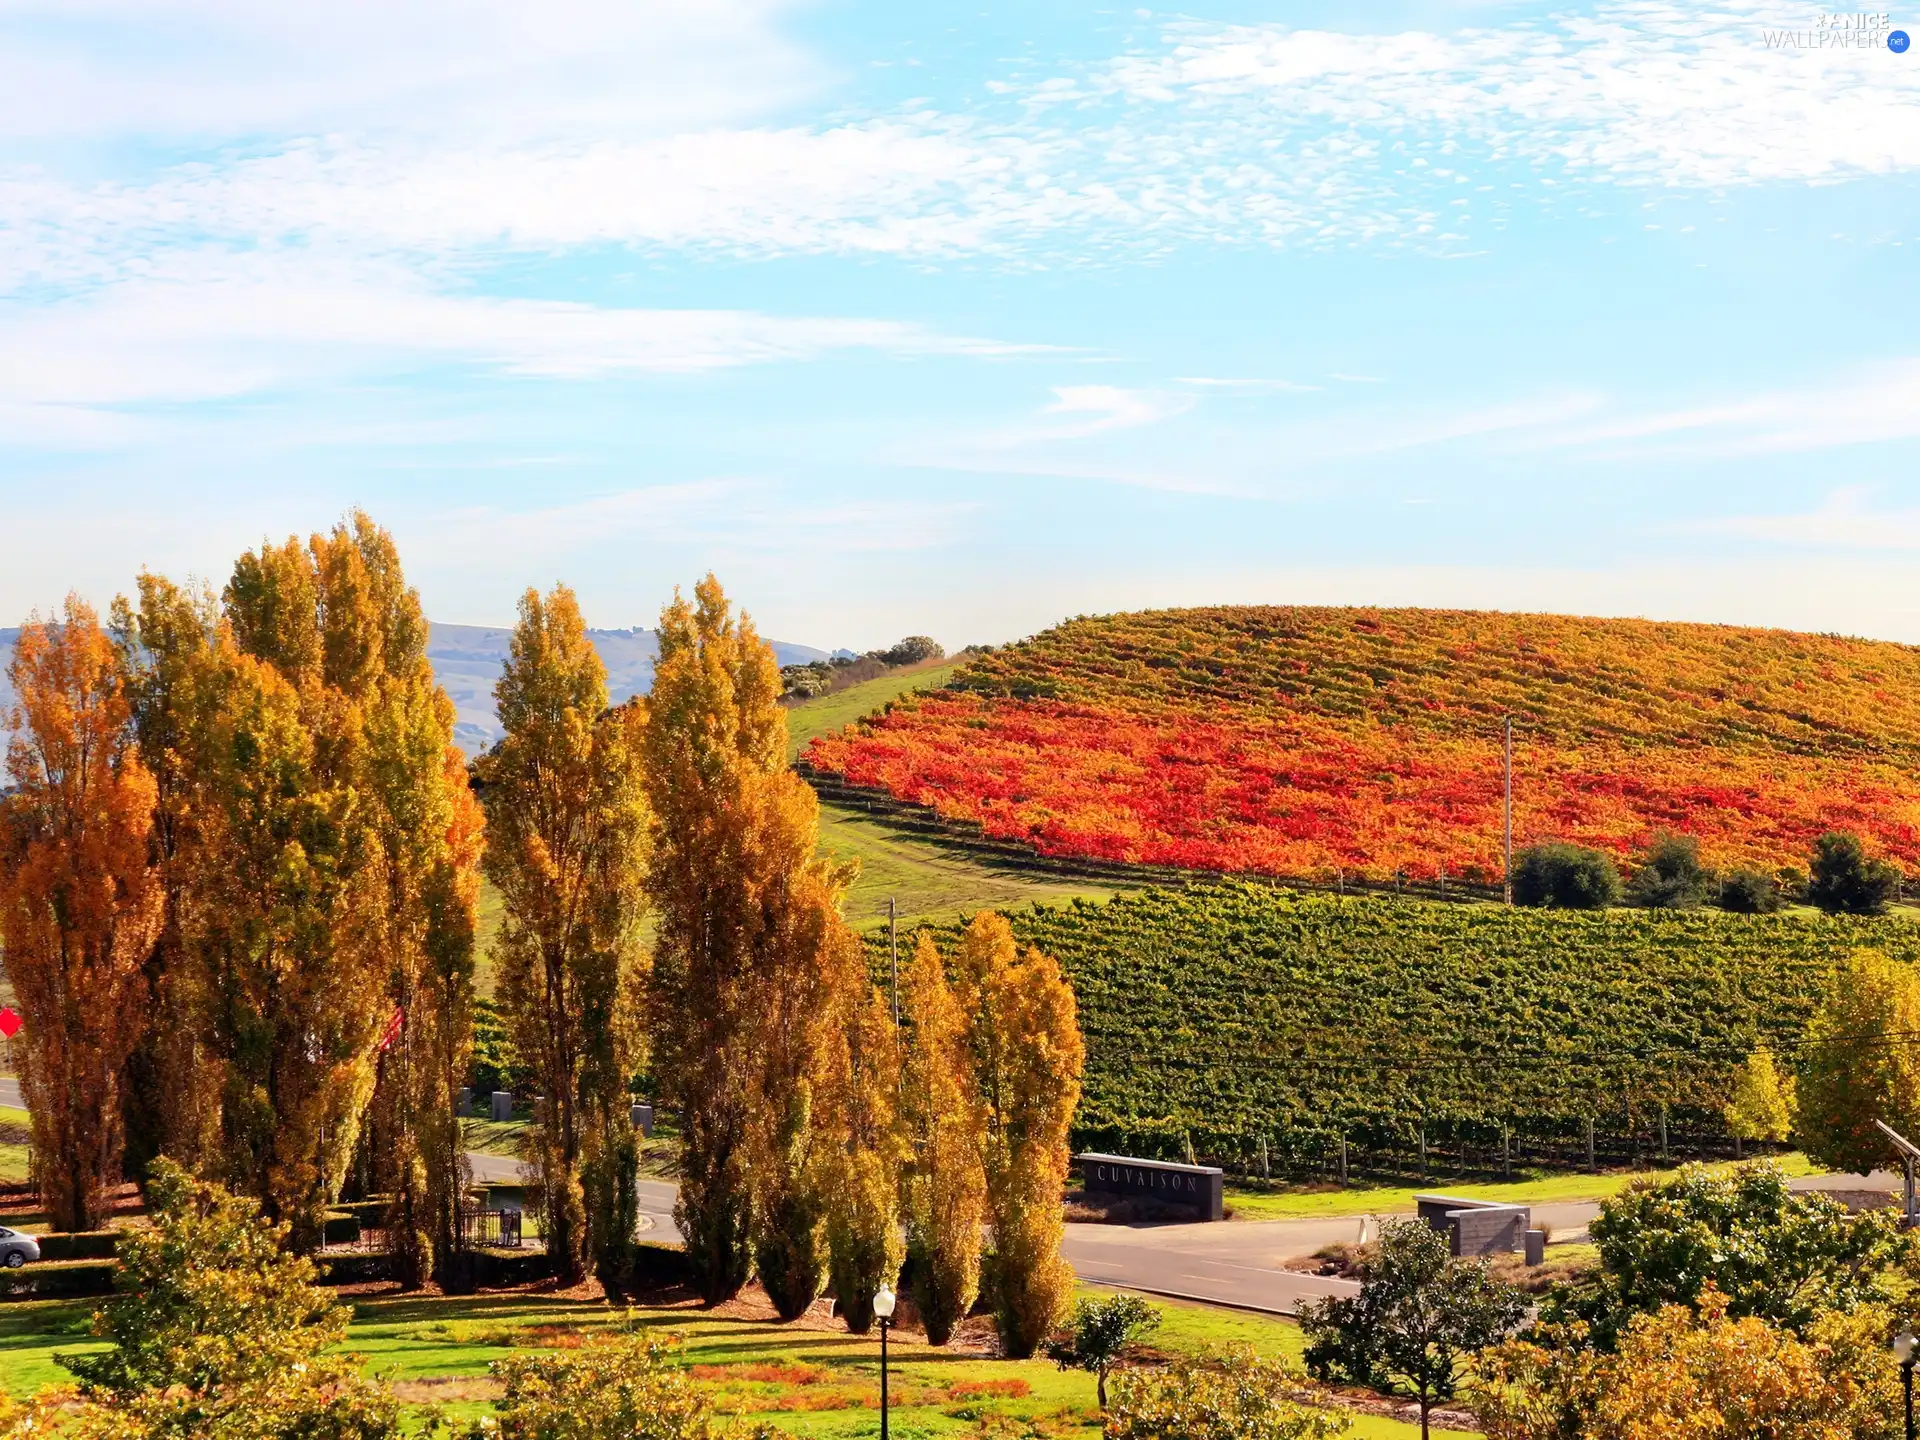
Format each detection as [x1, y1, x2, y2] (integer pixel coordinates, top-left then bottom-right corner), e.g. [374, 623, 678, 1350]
[1512, 829, 1900, 915]
[0, 520, 1087, 1353]
[0, 518, 480, 1269]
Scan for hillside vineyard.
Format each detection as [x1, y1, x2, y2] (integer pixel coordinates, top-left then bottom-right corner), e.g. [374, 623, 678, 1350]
[890, 885, 1920, 1166]
[808, 606, 1920, 882]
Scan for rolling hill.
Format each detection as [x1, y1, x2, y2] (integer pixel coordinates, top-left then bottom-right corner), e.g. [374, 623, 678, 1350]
[806, 605, 1920, 885]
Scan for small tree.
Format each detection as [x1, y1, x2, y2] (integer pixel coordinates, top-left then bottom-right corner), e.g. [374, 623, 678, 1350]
[1808, 831, 1901, 916]
[1626, 832, 1712, 910]
[1717, 867, 1783, 914]
[1301, 1219, 1524, 1440]
[1724, 1047, 1796, 1145]
[1511, 843, 1621, 910]
[1047, 1293, 1162, 1409]
[1797, 950, 1920, 1174]
[1107, 1351, 1349, 1440]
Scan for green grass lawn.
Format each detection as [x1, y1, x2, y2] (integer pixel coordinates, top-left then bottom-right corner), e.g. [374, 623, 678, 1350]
[784, 661, 963, 763]
[1224, 1151, 1818, 1220]
[0, 1284, 1463, 1440]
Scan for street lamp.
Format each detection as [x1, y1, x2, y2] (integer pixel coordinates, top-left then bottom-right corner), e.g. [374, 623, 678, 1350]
[873, 1283, 896, 1440]
[1895, 1326, 1916, 1440]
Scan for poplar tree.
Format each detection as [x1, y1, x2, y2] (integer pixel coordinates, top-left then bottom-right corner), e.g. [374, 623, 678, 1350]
[645, 575, 859, 1312]
[478, 585, 649, 1286]
[112, 576, 225, 1183]
[823, 973, 906, 1333]
[900, 932, 986, 1345]
[0, 598, 164, 1231]
[954, 912, 1084, 1358]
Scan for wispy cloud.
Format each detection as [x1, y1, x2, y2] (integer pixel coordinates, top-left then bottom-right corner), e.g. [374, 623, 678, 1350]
[1042, 384, 1193, 435]
[1704, 487, 1920, 552]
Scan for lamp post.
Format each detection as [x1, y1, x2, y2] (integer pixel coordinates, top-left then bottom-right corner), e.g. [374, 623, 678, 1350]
[1896, 1326, 1917, 1440]
[874, 1283, 896, 1440]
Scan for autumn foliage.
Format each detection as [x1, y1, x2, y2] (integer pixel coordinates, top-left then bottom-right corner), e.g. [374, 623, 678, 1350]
[0, 598, 163, 1232]
[807, 606, 1920, 883]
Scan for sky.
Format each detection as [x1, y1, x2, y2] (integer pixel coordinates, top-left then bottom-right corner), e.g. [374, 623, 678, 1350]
[1, 0, 1917, 653]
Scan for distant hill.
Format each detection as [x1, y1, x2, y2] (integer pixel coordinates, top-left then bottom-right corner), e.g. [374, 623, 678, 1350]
[806, 605, 1920, 883]
[428, 623, 829, 754]
[0, 623, 829, 757]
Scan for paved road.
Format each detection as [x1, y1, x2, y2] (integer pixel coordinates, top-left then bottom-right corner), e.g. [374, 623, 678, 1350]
[0, 1077, 20, 1110]
[450, 1164, 1910, 1318]
[464, 1151, 681, 1240]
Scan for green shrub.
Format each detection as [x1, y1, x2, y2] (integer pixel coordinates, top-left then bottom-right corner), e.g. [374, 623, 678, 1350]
[1513, 843, 1621, 910]
[1718, 868, 1783, 914]
[1627, 833, 1713, 909]
[1808, 831, 1901, 916]
[479, 1330, 727, 1440]
[36, 1230, 120, 1261]
[1108, 1351, 1347, 1440]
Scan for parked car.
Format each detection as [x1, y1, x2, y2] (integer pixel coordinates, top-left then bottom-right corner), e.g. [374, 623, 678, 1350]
[0, 1228, 40, 1268]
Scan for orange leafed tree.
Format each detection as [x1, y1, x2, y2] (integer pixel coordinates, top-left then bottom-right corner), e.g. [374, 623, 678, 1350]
[954, 912, 1084, 1358]
[0, 597, 164, 1231]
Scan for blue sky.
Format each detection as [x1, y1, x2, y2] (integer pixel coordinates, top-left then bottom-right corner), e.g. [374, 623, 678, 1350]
[1, 0, 1917, 651]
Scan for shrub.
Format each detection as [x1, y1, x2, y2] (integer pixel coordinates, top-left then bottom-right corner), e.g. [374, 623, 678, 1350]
[1807, 831, 1901, 915]
[1626, 833, 1712, 909]
[1717, 868, 1781, 913]
[481, 1330, 727, 1440]
[1552, 1160, 1900, 1347]
[1512, 843, 1621, 910]
[1107, 1351, 1349, 1440]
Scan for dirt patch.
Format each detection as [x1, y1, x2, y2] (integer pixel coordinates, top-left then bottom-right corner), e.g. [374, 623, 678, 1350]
[390, 1377, 503, 1404]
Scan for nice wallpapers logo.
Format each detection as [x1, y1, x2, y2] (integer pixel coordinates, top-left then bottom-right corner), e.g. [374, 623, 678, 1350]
[1761, 10, 1910, 47]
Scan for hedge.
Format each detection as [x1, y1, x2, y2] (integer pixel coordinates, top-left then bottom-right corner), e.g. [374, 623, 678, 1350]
[36, 1231, 120, 1262]
[0, 1260, 117, 1299]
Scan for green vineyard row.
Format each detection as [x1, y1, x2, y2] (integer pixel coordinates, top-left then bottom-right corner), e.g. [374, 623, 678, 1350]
[876, 885, 1920, 1166]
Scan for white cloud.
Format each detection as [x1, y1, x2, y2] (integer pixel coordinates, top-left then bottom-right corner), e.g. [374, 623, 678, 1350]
[0, 255, 1044, 441]
[1705, 487, 1920, 551]
[0, 0, 810, 142]
[1043, 384, 1192, 433]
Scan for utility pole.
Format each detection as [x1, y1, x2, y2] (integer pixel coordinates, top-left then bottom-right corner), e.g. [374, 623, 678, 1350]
[888, 897, 899, 1026]
[1503, 714, 1514, 905]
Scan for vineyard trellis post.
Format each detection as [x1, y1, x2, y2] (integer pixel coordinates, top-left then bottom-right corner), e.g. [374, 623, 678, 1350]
[1585, 1117, 1596, 1172]
[1503, 714, 1513, 906]
[1502, 1126, 1511, 1180]
[1339, 1135, 1349, 1187]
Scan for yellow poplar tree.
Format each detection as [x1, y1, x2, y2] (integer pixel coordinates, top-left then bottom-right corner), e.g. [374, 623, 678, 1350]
[1725, 1047, 1797, 1148]
[477, 585, 649, 1287]
[900, 932, 987, 1345]
[111, 575, 225, 1183]
[1797, 950, 1920, 1175]
[644, 574, 858, 1312]
[824, 972, 907, 1334]
[954, 912, 1084, 1358]
[0, 598, 164, 1232]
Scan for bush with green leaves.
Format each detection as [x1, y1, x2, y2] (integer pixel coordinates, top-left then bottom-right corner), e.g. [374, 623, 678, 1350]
[475, 1328, 729, 1440]
[1511, 843, 1621, 910]
[1300, 1219, 1524, 1440]
[1106, 1351, 1349, 1440]
[1626, 833, 1713, 910]
[1717, 868, 1782, 914]
[1547, 1160, 1903, 1348]
[1045, 1292, 1161, 1409]
[60, 1158, 403, 1440]
[1807, 831, 1901, 916]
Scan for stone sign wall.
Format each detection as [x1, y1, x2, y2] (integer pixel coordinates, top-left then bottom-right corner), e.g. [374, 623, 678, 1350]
[1077, 1152, 1225, 1221]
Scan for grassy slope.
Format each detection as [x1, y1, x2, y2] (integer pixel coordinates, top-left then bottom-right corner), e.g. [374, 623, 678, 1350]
[788, 664, 1118, 932]
[1223, 1151, 1817, 1220]
[0, 1288, 1464, 1439]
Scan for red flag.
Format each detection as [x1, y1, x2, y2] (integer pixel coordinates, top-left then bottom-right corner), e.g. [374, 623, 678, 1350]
[0, 1008, 20, 1040]
[377, 1006, 404, 1052]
